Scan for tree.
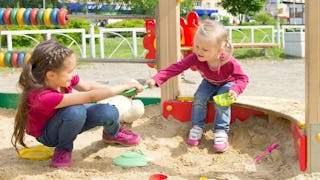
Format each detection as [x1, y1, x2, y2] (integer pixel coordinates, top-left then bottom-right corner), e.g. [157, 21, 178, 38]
[180, 0, 196, 18]
[111, 0, 195, 15]
[219, 0, 265, 24]
[128, 0, 158, 14]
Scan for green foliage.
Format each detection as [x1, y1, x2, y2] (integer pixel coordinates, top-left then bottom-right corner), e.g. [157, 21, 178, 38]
[234, 46, 283, 60]
[254, 13, 277, 25]
[105, 19, 145, 28]
[2, 25, 42, 48]
[104, 19, 146, 37]
[219, 0, 265, 24]
[220, 16, 231, 26]
[65, 18, 93, 31]
[128, 0, 158, 15]
[54, 18, 94, 44]
[180, 0, 197, 18]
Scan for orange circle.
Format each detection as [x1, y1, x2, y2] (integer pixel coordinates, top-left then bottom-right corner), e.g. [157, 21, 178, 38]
[0, 51, 5, 67]
[17, 8, 26, 25]
[43, 8, 52, 26]
[166, 105, 173, 112]
[24, 51, 32, 64]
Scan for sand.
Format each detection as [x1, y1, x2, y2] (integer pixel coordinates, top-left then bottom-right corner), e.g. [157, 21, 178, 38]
[1, 59, 320, 179]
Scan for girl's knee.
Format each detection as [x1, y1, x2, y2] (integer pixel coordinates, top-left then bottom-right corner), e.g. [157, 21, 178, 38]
[97, 104, 119, 122]
[62, 105, 87, 122]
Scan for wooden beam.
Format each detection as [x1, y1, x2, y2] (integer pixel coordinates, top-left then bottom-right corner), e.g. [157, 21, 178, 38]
[306, 0, 320, 173]
[157, 0, 180, 104]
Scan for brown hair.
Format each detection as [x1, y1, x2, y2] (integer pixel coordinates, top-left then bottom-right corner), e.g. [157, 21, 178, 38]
[195, 19, 234, 61]
[11, 39, 74, 152]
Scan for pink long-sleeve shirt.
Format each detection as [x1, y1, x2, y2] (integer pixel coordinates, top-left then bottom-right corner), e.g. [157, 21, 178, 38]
[26, 75, 80, 137]
[153, 53, 249, 95]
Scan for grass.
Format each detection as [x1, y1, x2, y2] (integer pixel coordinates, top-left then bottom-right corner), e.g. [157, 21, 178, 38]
[231, 28, 274, 43]
[73, 37, 147, 59]
[234, 46, 284, 60]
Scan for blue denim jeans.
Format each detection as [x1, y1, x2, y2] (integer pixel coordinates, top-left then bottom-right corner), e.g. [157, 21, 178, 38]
[36, 103, 120, 151]
[191, 79, 234, 133]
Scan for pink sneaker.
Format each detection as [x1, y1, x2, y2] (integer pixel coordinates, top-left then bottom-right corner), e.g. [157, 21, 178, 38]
[51, 150, 72, 168]
[187, 126, 203, 146]
[102, 126, 140, 146]
[213, 130, 228, 152]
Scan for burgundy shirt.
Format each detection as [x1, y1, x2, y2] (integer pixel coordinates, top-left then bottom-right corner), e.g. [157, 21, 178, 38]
[26, 75, 80, 137]
[153, 53, 249, 95]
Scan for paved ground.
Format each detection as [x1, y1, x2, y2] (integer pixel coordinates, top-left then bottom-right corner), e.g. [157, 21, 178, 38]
[0, 58, 305, 103]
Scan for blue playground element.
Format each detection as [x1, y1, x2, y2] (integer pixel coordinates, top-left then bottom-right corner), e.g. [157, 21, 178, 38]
[58, 2, 131, 14]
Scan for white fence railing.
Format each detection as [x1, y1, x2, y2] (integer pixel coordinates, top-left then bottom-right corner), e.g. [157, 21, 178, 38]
[0, 25, 304, 59]
[0, 29, 87, 57]
[98, 27, 145, 58]
[227, 25, 275, 44]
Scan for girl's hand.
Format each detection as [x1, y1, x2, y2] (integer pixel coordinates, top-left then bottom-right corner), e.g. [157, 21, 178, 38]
[228, 89, 238, 101]
[123, 83, 144, 98]
[128, 83, 144, 93]
[133, 83, 144, 93]
[145, 79, 156, 88]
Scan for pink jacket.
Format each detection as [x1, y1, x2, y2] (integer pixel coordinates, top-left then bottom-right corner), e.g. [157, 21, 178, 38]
[153, 53, 249, 95]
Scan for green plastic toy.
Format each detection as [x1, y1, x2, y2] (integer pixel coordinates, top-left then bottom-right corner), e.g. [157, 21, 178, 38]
[113, 151, 149, 167]
[213, 93, 234, 106]
[120, 84, 150, 97]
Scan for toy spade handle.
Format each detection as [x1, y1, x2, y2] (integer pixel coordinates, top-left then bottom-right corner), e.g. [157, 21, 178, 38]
[252, 143, 279, 164]
[120, 84, 150, 96]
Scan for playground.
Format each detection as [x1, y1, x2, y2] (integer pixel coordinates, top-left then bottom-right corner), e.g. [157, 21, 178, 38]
[1, 1, 320, 179]
[1, 59, 319, 179]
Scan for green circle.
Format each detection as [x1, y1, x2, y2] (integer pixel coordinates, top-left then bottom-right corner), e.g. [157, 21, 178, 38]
[36, 8, 45, 26]
[4, 51, 12, 67]
[113, 151, 149, 167]
[10, 8, 19, 25]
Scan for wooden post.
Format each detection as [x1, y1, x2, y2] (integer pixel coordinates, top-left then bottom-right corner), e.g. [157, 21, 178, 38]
[157, 0, 180, 104]
[306, 0, 320, 173]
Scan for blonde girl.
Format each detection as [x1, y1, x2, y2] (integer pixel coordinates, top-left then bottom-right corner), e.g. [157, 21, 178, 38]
[11, 39, 144, 168]
[145, 20, 249, 152]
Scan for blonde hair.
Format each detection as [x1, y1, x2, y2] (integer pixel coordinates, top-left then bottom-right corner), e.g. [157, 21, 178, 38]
[195, 20, 234, 61]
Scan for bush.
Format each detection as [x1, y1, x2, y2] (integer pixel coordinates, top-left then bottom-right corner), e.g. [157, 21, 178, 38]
[54, 18, 94, 44]
[220, 16, 231, 26]
[3, 25, 43, 48]
[104, 19, 146, 37]
[253, 13, 277, 25]
[105, 19, 145, 28]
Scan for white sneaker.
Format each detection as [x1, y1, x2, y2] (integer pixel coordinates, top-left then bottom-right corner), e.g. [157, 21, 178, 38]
[213, 130, 228, 152]
[187, 126, 203, 146]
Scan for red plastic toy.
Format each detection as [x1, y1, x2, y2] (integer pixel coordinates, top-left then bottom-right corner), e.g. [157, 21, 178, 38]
[143, 19, 156, 68]
[143, 11, 200, 70]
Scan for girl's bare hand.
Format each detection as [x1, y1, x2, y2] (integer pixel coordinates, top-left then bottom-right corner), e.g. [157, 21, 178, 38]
[228, 90, 238, 101]
[145, 79, 156, 88]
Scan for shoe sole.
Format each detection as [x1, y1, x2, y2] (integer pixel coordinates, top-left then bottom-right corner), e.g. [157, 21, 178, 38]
[187, 139, 200, 146]
[213, 144, 228, 153]
[102, 139, 140, 146]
